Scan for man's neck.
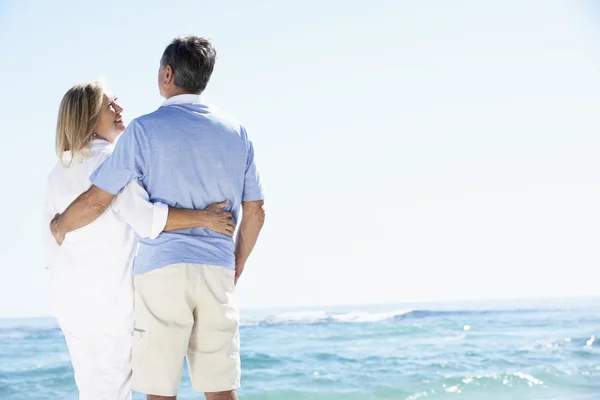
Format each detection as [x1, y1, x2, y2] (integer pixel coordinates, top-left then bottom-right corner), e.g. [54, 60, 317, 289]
[165, 89, 202, 99]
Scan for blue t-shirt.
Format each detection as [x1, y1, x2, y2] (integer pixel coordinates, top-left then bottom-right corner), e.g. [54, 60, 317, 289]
[90, 95, 264, 274]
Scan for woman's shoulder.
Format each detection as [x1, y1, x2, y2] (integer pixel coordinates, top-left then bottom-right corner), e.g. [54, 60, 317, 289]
[49, 148, 108, 180]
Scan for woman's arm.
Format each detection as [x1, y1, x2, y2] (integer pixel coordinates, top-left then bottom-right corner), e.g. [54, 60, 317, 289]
[113, 180, 235, 238]
[163, 204, 235, 235]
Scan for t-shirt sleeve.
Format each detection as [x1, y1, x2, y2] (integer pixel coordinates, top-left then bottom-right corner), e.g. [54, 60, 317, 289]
[90, 120, 147, 195]
[241, 126, 264, 201]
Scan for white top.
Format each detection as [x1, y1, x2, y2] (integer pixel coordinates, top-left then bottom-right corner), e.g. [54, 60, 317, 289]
[42, 139, 168, 333]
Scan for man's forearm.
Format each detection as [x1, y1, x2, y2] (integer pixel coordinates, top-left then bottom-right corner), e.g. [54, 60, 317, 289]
[164, 209, 209, 231]
[52, 185, 114, 242]
[234, 203, 266, 271]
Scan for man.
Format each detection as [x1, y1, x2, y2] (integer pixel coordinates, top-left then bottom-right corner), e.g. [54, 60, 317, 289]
[50, 35, 265, 400]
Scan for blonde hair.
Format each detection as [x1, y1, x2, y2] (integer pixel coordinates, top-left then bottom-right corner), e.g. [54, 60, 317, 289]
[55, 81, 104, 165]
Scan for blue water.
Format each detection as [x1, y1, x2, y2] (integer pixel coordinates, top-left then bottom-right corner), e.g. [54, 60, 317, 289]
[0, 298, 598, 399]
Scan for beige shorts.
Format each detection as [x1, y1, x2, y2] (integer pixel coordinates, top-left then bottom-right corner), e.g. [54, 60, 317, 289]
[131, 263, 240, 396]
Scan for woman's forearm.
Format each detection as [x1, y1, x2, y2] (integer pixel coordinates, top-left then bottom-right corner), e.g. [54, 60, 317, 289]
[162, 202, 235, 236]
[163, 208, 209, 231]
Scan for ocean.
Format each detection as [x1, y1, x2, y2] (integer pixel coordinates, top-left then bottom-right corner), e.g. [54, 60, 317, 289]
[0, 298, 598, 399]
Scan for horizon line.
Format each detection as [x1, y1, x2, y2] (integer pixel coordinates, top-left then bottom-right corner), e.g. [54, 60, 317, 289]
[2, 294, 598, 321]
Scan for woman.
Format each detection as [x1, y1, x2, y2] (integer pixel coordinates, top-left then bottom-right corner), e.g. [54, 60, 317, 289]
[43, 81, 234, 400]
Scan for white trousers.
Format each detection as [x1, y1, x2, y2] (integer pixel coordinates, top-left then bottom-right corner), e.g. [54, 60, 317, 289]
[52, 267, 134, 400]
[60, 327, 132, 400]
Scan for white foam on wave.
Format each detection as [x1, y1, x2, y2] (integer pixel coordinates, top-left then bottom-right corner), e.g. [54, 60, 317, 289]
[332, 309, 413, 323]
[271, 311, 329, 324]
[513, 372, 544, 386]
[239, 320, 260, 327]
[241, 309, 414, 326]
[0, 332, 27, 339]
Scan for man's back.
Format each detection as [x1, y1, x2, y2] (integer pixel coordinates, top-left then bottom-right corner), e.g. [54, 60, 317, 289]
[91, 94, 263, 274]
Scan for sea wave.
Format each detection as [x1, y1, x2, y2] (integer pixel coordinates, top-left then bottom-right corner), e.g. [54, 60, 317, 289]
[241, 308, 549, 327]
[0, 308, 559, 334]
[0, 326, 63, 340]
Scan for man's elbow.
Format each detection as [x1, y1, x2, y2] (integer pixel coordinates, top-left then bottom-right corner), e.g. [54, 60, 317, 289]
[255, 207, 266, 227]
[243, 200, 266, 225]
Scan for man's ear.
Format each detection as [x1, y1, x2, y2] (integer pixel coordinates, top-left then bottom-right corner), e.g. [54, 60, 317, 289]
[164, 65, 174, 85]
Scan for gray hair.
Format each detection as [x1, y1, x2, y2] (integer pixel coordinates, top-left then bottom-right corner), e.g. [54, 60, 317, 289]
[160, 35, 217, 93]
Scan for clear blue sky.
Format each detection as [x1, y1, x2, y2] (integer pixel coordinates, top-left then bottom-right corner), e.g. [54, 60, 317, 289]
[1, 0, 599, 318]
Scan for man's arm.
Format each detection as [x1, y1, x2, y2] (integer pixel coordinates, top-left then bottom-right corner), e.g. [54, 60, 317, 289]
[53, 119, 149, 245]
[234, 200, 265, 285]
[51, 120, 150, 244]
[50, 185, 115, 245]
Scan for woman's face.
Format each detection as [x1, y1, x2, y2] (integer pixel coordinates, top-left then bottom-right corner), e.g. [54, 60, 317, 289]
[94, 92, 125, 143]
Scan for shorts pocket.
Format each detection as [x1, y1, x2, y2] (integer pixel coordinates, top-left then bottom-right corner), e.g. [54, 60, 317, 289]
[132, 326, 150, 364]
